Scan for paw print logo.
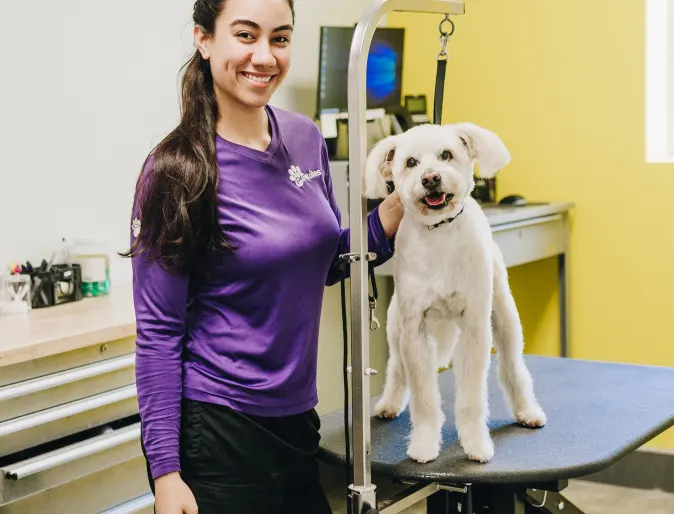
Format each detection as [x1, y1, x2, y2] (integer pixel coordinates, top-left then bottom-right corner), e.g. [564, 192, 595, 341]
[132, 217, 141, 238]
[288, 165, 305, 187]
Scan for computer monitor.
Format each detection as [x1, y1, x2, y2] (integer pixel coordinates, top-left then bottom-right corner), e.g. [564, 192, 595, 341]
[317, 26, 405, 116]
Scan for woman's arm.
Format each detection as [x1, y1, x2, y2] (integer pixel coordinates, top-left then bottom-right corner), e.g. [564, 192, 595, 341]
[132, 249, 189, 480]
[129, 166, 189, 481]
[321, 143, 403, 285]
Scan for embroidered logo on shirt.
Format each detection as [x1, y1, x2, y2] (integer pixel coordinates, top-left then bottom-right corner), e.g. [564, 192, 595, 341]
[288, 165, 322, 187]
[132, 217, 141, 238]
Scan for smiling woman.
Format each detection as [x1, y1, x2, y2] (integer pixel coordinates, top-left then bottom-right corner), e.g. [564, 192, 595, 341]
[119, 0, 404, 513]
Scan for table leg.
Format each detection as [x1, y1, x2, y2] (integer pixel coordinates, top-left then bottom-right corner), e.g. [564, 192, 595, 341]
[426, 489, 450, 513]
[558, 252, 568, 358]
[471, 485, 527, 514]
[558, 212, 570, 358]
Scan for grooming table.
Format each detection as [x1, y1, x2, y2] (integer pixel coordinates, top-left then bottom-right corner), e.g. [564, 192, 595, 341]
[318, 356, 674, 513]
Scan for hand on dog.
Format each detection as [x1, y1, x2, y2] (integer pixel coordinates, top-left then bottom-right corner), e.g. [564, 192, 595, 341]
[377, 191, 404, 239]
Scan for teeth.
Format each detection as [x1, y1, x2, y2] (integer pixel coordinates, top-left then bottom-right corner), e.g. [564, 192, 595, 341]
[244, 73, 272, 83]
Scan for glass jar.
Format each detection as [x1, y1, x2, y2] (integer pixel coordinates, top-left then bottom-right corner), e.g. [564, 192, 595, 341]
[70, 239, 110, 297]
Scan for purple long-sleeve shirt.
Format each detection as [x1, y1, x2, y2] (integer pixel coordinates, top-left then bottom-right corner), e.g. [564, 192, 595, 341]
[131, 105, 393, 480]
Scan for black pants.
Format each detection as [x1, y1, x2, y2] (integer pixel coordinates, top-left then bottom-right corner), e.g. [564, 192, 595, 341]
[142, 398, 333, 514]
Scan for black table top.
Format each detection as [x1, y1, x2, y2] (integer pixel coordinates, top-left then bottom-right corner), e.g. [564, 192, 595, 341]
[317, 356, 674, 485]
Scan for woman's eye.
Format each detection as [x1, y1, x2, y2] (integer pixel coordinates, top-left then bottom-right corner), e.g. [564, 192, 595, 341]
[406, 157, 418, 168]
[439, 150, 453, 161]
[274, 36, 290, 44]
[237, 32, 254, 40]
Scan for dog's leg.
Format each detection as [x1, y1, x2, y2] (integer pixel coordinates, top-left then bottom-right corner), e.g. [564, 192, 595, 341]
[492, 244, 547, 427]
[375, 293, 409, 419]
[453, 316, 494, 463]
[398, 310, 444, 463]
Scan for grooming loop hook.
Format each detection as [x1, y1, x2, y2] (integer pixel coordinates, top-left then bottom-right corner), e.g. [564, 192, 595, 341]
[369, 299, 380, 331]
[438, 15, 454, 60]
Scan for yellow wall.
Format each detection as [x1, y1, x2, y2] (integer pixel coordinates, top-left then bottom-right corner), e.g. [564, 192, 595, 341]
[390, 1, 674, 449]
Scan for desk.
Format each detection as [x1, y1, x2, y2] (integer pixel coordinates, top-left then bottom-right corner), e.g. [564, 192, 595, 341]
[330, 158, 574, 357]
[317, 355, 674, 513]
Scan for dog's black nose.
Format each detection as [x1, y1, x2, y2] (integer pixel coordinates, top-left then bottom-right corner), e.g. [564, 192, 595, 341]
[421, 172, 441, 187]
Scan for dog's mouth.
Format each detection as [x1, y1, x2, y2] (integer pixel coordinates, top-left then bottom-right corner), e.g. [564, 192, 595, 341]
[421, 191, 454, 210]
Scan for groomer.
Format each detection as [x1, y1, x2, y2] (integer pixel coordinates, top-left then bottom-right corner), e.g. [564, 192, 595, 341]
[121, 0, 404, 513]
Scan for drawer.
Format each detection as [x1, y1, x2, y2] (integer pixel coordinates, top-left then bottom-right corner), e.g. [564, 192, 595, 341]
[0, 337, 135, 387]
[98, 493, 154, 514]
[0, 385, 138, 457]
[491, 214, 566, 268]
[0, 422, 142, 506]
[0, 354, 136, 422]
[0, 454, 149, 514]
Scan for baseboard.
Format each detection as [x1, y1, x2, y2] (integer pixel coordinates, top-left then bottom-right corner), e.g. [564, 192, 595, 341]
[577, 448, 674, 493]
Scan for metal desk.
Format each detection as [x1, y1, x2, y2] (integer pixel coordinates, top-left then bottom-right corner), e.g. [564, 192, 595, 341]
[330, 160, 574, 357]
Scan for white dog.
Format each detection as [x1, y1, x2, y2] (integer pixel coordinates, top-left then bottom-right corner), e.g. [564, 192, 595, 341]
[364, 122, 547, 464]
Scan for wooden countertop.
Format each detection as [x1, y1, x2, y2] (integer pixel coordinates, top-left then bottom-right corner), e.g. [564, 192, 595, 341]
[0, 285, 136, 368]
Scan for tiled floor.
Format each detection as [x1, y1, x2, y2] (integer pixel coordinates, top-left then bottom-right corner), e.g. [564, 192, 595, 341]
[563, 480, 674, 514]
[325, 478, 674, 513]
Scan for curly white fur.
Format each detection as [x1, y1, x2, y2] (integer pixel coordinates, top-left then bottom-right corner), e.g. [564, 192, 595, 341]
[365, 122, 547, 463]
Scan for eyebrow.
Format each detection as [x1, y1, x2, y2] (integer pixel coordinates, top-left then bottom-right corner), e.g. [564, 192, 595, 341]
[230, 19, 294, 32]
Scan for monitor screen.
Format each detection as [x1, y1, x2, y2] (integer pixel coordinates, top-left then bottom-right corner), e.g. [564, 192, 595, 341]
[317, 26, 405, 115]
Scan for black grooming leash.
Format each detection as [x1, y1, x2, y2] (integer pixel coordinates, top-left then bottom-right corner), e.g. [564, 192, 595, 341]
[434, 15, 454, 125]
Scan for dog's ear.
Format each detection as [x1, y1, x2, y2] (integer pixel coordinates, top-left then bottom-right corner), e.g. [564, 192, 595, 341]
[363, 135, 397, 199]
[452, 123, 511, 178]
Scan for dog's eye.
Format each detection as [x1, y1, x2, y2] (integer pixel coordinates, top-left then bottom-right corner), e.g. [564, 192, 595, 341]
[439, 150, 453, 161]
[406, 157, 418, 168]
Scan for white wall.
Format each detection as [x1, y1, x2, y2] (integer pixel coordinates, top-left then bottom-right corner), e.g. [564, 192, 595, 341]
[0, 0, 377, 283]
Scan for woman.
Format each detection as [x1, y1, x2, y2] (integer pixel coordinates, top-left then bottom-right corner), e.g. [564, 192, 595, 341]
[123, 0, 403, 512]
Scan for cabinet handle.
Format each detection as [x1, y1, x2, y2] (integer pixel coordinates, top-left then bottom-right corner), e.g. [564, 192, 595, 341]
[0, 384, 137, 437]
[3, 423, 141, 480]
[0, 354, 136, 402]
[97, 492, 155, 514]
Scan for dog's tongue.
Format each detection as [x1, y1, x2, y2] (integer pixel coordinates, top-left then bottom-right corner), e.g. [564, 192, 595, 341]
[425, 193, 446, 206]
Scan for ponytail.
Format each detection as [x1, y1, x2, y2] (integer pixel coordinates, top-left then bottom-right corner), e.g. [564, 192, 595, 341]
[121, 49, 231, 272]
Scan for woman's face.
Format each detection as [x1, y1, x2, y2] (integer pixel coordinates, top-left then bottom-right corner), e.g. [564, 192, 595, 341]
[195, 0, 293, 110]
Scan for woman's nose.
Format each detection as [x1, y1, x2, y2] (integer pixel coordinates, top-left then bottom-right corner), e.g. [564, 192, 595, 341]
[251, 43, 276, 67]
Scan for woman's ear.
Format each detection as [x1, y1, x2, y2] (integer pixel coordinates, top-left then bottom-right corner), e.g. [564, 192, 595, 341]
[194, 25, 211, 60]
[363, 135, 397, 199]
[452, 122, 511, 178]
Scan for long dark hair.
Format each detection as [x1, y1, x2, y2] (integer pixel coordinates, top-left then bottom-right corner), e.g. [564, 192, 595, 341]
[121, 0, 295, 272]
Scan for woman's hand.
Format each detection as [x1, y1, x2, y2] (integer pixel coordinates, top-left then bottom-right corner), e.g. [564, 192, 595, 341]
[154, 472, 198, 514]
[377, 191, 404, 239]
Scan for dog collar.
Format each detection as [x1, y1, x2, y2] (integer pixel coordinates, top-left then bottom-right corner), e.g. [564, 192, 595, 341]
[427, 206, 465, 231]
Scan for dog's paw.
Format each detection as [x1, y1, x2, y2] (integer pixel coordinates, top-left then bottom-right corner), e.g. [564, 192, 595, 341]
[407, 435, 440, 463]
[516, 404, 547, 428]
[462, 437, 494, 463]
[374, 398, 403, 419]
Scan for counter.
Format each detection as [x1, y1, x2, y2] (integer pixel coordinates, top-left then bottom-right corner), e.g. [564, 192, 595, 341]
[0, 287, 136, 369]
[0, 286, 149, 514]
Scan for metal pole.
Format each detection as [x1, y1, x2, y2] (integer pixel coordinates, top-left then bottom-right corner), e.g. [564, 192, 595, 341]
[346, 1, 465, 512]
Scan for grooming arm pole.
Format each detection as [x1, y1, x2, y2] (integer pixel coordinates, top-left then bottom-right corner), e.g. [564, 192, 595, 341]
[347, 1, 465, 512]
